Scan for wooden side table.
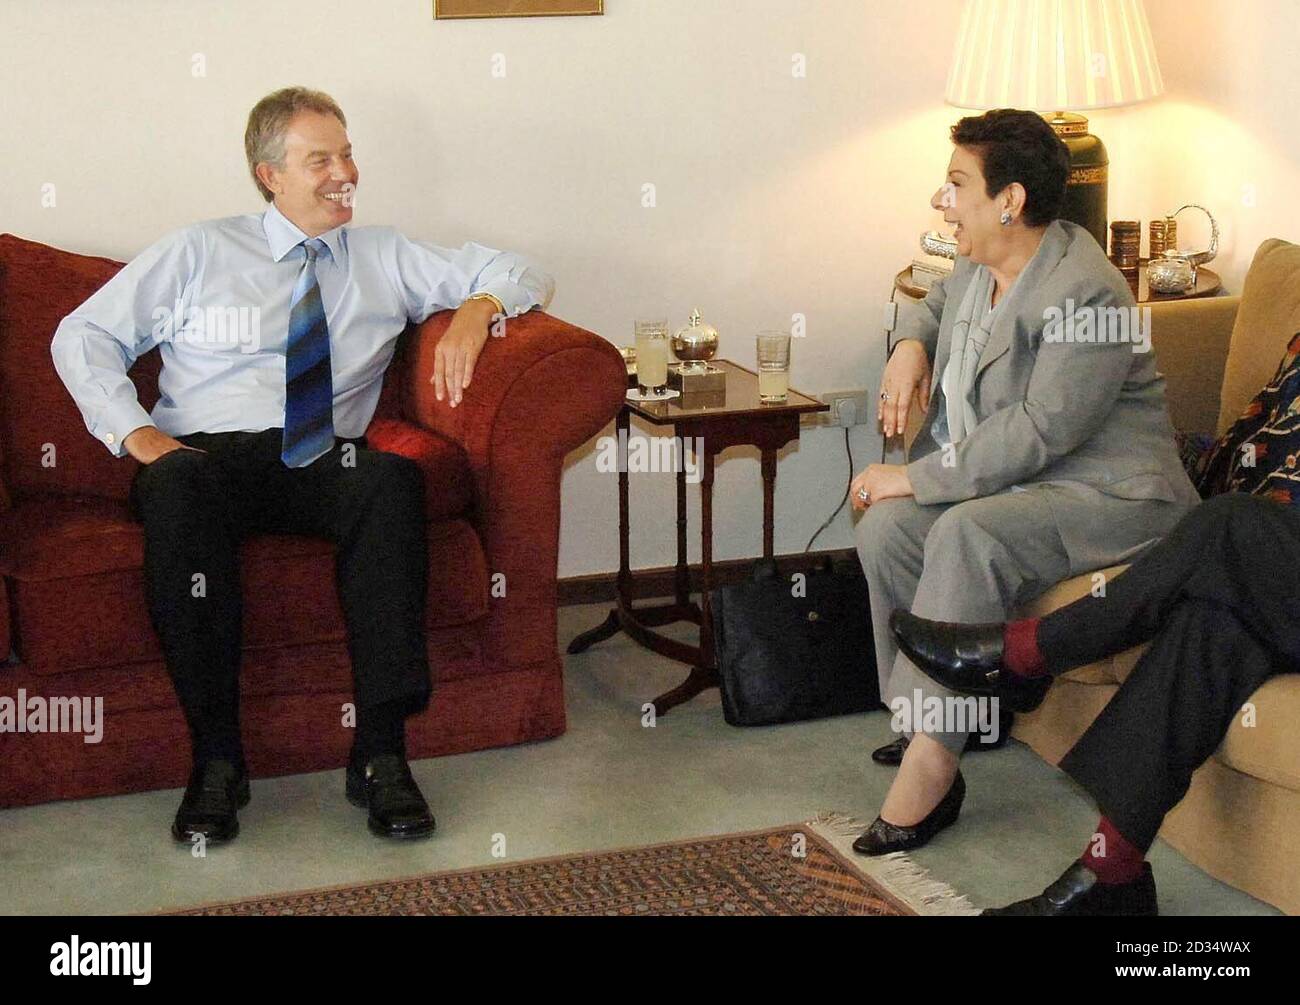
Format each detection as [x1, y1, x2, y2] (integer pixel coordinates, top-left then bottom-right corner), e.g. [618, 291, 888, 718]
[567, 359, 829, 715]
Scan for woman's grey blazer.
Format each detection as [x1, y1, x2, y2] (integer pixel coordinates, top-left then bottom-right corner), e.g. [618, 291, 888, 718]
[895, 219, 1201, 571]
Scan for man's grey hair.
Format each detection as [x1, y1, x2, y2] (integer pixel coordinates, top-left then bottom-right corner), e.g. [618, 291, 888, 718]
[244, 87, 347, 202]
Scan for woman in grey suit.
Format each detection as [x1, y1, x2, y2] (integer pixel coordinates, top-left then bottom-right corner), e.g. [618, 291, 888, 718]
[849, 109, 1199, 856]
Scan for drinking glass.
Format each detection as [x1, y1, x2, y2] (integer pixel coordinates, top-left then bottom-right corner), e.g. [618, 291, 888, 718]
[756, 331, 791, 403]
[634, 320, 670, 396]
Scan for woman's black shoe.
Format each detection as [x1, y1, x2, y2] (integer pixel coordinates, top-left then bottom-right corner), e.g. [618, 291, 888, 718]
[890, 610, 1051, 713]
[872, 706, 1014, 766]
[871, 736, 910, 765]
[852, 772, 965, 856]
[983, 861, 1158, 916]
[171, 759, 250, 845]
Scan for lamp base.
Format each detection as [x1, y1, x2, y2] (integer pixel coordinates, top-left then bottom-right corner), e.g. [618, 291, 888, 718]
[1045, 111, 1109, 251]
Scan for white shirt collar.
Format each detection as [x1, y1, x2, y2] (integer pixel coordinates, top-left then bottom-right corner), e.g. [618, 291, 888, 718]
[262, 201, 346, 264]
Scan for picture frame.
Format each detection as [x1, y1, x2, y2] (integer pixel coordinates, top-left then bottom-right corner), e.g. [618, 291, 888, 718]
[435, 0, 603, 18]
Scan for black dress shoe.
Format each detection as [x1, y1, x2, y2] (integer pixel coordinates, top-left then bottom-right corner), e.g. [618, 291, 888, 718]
[852, 772, 965, 856]
[171, 760, 250, 845]
[984, 861, 1158, 916]
[871, 736, 910, 765]
[890, 610, 1050, 713]
[346, 754, 436, 840]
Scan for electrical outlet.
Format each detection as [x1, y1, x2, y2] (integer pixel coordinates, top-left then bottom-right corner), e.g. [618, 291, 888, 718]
[810, 389, 873, 428]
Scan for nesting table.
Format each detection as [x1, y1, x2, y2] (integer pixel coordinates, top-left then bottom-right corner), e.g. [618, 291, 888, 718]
[567, 359, 828, 714]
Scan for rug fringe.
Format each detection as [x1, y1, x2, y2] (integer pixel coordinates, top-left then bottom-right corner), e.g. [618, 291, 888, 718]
[806, 814, 981, 916]
[808, 810, 871, 837]
[869, 851, 979, 916]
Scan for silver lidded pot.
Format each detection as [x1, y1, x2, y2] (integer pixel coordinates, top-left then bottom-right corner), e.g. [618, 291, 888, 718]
[672, 308, 720, 372]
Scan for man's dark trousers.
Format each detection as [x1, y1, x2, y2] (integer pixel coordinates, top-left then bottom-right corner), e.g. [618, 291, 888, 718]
[1034, 492, 1299, 849]
[128, 428, 431, 764]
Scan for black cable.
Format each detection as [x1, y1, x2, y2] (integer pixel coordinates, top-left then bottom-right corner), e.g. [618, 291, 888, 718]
[804, 426, 854, 552]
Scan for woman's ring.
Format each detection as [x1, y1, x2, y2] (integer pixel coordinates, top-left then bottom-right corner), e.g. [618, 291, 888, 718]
[856, 487, 870, 503]
[880, 391, 892, 402]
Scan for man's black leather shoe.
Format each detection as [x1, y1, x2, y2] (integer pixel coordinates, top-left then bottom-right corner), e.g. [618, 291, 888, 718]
[852, 772, 965, 856]
[890, 610, 1050, 713]
[984, 861, 1158, 916]
[346, 754, 436, 840]
[171, 760, 250, 845]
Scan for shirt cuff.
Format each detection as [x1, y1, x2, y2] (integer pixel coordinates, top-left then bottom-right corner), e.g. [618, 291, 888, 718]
[475, 278, 538, 320]
[93, 400, 155, 458]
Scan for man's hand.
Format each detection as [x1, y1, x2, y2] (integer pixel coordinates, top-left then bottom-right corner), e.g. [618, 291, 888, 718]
[123, 426, 202, 464]
[849, 463, 914, 511]
[433, 298, 498, 408]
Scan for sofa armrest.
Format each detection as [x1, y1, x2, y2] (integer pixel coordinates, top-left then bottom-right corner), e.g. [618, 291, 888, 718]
[1149, 295, 1241, 436]
[400, 309, 626, 666]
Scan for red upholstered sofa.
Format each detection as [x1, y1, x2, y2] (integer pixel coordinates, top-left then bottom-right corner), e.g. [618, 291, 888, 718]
[0, 233, 626, 808]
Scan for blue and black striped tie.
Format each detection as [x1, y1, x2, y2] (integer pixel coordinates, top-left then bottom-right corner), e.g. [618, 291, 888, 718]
[281, 238, 335, 468]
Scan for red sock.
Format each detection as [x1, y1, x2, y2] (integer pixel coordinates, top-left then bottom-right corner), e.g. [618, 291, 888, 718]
[1002, 618, 1046, 677]
[1079, 816, 1147, 885]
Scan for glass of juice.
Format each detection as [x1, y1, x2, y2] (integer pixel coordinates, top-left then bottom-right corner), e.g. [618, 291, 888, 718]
[756, 331, 791, 403]
[634, 320, 670, 396]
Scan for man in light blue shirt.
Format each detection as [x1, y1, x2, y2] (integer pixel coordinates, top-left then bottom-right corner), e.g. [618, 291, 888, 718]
[50, 86, 555, 846]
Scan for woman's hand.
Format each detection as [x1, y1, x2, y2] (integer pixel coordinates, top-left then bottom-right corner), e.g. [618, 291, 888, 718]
[849, 464, 914, 511]
[878, 339, 932, 438]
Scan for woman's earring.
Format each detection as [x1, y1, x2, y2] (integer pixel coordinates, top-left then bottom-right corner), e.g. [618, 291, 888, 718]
[1000, 210, 1013, 226]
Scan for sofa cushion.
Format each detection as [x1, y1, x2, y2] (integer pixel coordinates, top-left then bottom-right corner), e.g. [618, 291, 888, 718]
[1217, 674, 1300, 793]
[364, 417, 475, 522]
[0, 416, 475, 584]
[1196, 332, 1300, 506]
[1, 496, 489, 674]
[1014, 675, 1300, 795]
[0, 234, 150, 503]
[1218, 238, 1300, 435]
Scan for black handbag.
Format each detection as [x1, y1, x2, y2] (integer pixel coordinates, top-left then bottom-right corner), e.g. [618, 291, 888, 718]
[710, 555, 882, 726]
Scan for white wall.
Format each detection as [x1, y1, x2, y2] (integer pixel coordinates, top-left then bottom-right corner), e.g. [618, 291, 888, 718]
[3, 0, 1296, 578]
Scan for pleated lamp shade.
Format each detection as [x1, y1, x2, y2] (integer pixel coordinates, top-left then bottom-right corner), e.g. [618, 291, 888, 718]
[945, 0, 1164, 112]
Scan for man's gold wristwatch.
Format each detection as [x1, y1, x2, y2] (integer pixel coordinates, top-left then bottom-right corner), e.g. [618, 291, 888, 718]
[464, 291, 506, 316]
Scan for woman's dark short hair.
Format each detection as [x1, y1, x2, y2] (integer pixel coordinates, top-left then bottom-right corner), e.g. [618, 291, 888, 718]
[950, 109, 1070, 226]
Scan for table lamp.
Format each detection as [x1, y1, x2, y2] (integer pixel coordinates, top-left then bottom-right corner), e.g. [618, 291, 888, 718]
[944, 0, 1164, 249]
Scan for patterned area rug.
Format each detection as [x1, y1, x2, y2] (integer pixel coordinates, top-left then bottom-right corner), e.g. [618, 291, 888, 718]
[169, 821, 972, 916]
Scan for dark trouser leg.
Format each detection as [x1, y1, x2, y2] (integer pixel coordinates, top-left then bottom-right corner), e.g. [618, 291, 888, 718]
[261, 438, 432, 718]
[329, 448, 431, 717]
[129, 447, 244, 764]
[1037, 494, 1300, 674]
[1060, 598, 1282, 850]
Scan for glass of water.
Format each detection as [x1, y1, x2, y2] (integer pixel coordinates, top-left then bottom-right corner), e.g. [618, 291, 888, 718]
[634, 320, 670, 396]
[756, 331, 791, 403]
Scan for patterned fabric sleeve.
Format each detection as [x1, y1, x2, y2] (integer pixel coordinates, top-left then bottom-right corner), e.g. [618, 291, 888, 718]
[1196, 331, 1300, 507]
